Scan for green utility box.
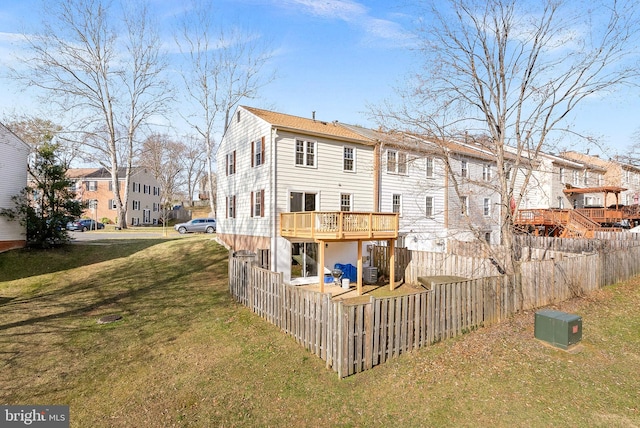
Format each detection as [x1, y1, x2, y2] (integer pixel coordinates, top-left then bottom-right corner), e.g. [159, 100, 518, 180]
[534, 309, 582, 350]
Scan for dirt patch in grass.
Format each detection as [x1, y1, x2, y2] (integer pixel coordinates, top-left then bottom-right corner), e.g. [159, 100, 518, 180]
[1, 238, 639, 427]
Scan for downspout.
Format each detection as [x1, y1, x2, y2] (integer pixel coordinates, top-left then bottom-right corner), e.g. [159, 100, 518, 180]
[374, 141, 382, 212]
[271, 127, 277, 271]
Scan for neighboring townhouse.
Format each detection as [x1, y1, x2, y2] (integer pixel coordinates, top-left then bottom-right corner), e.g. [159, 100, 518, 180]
[511, 150, 585, 210]
[217, 106, 390, 286]
[561, 151, 640, 207]
[0, 122, 29, 252]
[351, 128, 502, 251]
[67, 167, 162, 226]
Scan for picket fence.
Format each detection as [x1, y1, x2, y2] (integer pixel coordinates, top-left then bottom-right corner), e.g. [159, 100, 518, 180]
[228, 238, 640, 378]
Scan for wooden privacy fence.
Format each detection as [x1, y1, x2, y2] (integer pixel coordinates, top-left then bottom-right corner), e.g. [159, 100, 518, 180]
[228, 251, 516, 378]
[228, 239, 640, 378]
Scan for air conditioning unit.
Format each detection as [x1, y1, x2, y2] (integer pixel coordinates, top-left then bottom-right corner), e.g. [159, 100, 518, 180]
[534, 309, 582, 350]
[363, 267, 378, 284]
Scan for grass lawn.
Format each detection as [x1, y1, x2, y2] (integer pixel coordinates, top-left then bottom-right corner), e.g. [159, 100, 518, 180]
[1, 236, 639, 427]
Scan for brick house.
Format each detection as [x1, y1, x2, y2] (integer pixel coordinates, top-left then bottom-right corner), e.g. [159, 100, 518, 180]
[67, 168, 162, 226]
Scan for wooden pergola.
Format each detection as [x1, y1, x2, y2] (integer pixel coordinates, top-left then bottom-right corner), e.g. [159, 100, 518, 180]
[562, 185, 627, 208]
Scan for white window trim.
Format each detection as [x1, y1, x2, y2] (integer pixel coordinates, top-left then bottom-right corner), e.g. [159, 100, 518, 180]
[343, 146, 356, 172]
[294, 138, 317, 168]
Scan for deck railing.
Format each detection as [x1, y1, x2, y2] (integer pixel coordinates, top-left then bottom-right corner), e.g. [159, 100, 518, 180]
[280, 211, 399, 240]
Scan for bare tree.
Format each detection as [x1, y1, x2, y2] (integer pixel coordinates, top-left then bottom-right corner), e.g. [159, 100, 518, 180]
[3, 116, 80, 166]
[179, 134, 207, 203]
[138, 133, 187, 225]
[375, 0, 640, 277]
[13, 0, 171, 229]
[177, 0, 275, 217]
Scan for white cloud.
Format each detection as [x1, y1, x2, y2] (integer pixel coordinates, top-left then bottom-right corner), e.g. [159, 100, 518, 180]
[278, 0, 413, 46]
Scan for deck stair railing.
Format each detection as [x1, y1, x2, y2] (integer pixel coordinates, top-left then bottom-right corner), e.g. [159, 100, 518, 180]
[561, 210, 600, 238]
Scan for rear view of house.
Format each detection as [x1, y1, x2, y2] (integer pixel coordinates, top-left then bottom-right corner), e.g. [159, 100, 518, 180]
[0, 123, 29, 252]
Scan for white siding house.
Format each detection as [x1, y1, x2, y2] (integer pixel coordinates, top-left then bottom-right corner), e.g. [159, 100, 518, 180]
[0, 123, 29, 252]
[217, 106, 379, 285]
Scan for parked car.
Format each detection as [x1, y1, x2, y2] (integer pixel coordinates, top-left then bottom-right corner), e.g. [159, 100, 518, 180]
[174, 218, 216, 234]
[67, 219, 105, 232]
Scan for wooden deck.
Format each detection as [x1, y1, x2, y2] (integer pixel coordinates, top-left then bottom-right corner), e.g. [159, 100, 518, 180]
[280, 211, 399, 241]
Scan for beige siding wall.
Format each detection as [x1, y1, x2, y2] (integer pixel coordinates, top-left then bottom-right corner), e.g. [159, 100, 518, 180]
[275, 130, 375, 214]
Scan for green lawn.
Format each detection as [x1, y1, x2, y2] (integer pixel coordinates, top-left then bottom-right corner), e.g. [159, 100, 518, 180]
[1, 236, 639, 427]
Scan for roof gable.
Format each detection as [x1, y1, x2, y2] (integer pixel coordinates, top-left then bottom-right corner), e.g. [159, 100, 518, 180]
[241, 106, 375, 144]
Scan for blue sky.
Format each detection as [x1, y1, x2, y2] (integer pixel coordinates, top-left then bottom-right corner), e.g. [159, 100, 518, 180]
[0, 0, 638, 157]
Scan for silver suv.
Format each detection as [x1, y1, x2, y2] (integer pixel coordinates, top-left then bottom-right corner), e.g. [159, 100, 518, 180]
[174, 218, 216, 234]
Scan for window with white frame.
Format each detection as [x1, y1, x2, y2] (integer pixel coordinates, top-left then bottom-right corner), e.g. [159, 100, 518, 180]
[557, 196, 564, 208]
[226, 195, 236, 218]
[425, 196, 434, 217]
[392, 194, 401, 214]
[483, 198, 491, 216]
[251, 190, 264, 217]
[226, 151, 236, 175]
[461, 196, 469, 215]
[88, 199, 98, 209]
[583, 170, 588, 185]
[398, 152, 407, 174]
[386, 150, 407, 175]
[343, 147, 354, 171]
[132, 200, 141, 210]
[340, 194, 352, 212]
[387, 150, 397, 173]
[573, 170, 579, 185]
[87, 181, 97, 191]
[252, 137, 265, 167]
[426, 157, 434, 178]
[597, 173, 603, 186]
[483, 164, 492, 181]
[108, 199, 117, 210]
[461, 160, 468, 178]
[559, 167, 565, 183]
[295, 139, 316, 167]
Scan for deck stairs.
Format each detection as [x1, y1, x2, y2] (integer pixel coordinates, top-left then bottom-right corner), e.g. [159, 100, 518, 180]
[560, 210, 600, 238]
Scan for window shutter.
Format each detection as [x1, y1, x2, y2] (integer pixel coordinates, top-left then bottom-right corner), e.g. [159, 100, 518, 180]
[225, 196, 228, 219]
[251, 142, 255, 167]
[250, 191, 254, 217]
[261, 136, 265, 164]
[233, 151, 236, 174]
[233, 195, 236, 218]
[260, 189, 265, 217]
[225, 155, 229, 176]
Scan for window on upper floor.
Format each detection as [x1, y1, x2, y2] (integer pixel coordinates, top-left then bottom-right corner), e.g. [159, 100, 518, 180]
[392, 194, 401, 215]
[108, 199, 117, 210]
[573, 170, 579, 185]
[226, 195, 236, 218]
[295, 139, 316, 167]
[425, 196, 434, 217]
[461, 160, 468, 178]
[343, 147, 355, 172]
[426, 157, 434, 178]
[461, 196, 469, 215]
[340, 194, 352, 212]
[87, 181, 97, 191]
[583, 170, 589, 186]
[251, 190, 265, 217]
[226, 151, 236, 175]
[387, 150, 407, 175]
[483, 198, 491, 216]
[252, 137, 265, 167]
[559, 167, 565, 183]
[483, 164, 492, 181]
